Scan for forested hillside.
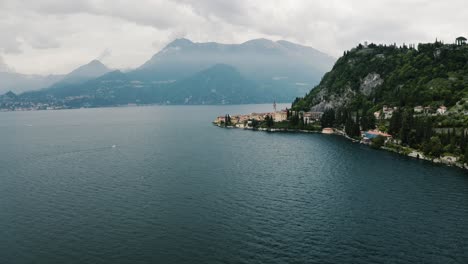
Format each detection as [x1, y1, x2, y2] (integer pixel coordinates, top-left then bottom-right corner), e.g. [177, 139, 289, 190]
[293, 40, 468, 164]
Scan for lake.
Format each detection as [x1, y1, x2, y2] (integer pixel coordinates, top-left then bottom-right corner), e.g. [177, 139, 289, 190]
[1, 105, 467, 264]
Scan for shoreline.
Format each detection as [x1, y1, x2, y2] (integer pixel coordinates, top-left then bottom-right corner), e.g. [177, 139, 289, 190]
[0, 103, 292, 113]
[214, 123, 468, 172]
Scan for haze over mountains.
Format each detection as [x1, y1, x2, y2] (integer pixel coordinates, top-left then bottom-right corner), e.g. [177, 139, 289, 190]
[0, 71, 64, 94]
[51, 60, 112, 88]
[4, 38, 336, 106]
[0, 59, 111, 94]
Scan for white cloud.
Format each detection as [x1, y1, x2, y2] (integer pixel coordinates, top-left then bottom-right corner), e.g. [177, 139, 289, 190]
[0, 0, 467, 74]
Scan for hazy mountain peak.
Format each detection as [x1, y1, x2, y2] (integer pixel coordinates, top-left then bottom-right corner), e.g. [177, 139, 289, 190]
[65, 59, 110, 79]
[241, 38, 278, 48]
[3, 91, 17, 98]
[166, 38, 194, 48]
[276, 39, 301, 47]
[43, 59, 111, 90]
[134, 38, 335, 87]
[88, 59, 106, 66]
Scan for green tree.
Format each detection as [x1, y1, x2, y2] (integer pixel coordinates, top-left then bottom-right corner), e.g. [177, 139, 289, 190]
[290, 111, 299, 126]
[426, 136, 443, 157]
[464, 146, 468, 164]
[345, 113, 361, 138]
[321, 108, 335, 128]
[388, 110, 402, 137]
[265, 115, 274, 128]
[224, 114, 232, 127]
[371, 135, 386, 149]
[400, 109, 414, 145]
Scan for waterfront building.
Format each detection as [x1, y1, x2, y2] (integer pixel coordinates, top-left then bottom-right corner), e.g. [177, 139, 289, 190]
[303, 111, 323, 124]
[274, 110, 288, 122]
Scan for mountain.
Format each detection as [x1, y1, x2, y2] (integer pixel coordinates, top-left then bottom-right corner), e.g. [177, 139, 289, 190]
[12, 38, 335, 106]
[0, 72, 64, 94]
[19, 64, 275, 106]
[48, 59, 111, 88]
[293, 41, 468, 113]
[129, 38, 335, 96]
[164, 64, 261, 104]
[0, 90, 17, 100]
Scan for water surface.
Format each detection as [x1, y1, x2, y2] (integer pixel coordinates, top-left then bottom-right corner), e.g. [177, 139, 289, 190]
[1, 105, 467, 264]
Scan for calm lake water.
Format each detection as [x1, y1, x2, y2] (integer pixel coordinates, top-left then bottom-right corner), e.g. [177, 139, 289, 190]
[1, 105, 467, 264]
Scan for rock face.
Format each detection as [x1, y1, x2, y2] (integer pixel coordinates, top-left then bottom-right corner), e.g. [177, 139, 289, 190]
[360, 73, 383, 96]
[309, 73, 382, 111]
[310, 86, 356, 112]
[293, 41, 468, 112]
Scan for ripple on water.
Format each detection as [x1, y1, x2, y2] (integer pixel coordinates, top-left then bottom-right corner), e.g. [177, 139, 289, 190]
[0, 105, 467, 264]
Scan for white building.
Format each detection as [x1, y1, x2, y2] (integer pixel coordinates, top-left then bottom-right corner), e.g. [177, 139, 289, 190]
[414, 106, 424, 113]
[437, 106, 447, 115]
[303, 112, 323, 124]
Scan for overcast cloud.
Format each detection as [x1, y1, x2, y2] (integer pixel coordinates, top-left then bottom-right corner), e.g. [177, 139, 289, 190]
[0, 0, 467, 75]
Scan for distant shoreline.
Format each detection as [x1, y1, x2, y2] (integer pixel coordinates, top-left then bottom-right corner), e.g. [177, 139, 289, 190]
[0, 102, 291, 113]
[214, 123, 468, 172]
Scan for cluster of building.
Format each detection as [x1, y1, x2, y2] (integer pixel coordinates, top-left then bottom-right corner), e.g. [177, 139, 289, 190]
[214, 109, 325, 128]
[374, 106, 398, 119]
[215, 110, 287, 128]
[0, 101, 65, 112]
[413, 105, 447, 115]
[374, 105, 448, 119]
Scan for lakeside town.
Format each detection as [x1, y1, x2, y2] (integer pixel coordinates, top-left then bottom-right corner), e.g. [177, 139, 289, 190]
[214, 102, 468, 170]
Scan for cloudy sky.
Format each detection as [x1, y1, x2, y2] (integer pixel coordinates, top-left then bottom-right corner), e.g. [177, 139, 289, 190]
[1, 0, 467, 75]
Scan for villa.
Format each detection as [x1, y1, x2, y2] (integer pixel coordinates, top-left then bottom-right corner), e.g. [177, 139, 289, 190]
[437, 106, 447, 115]
[303, 111, 323, 124]
[382, 105, 397, 119]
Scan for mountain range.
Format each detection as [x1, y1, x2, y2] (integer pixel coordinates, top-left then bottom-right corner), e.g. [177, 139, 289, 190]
[3, 38, 336, 106]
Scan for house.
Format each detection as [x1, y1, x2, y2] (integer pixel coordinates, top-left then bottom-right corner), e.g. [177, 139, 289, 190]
[424, 106, 433, 114]
[374, 111, 381, 119]
[235, 123, 246, 128]
[437, 106, 447, 115]
[215, 116, 226, 123]
[250, 113, 265, 121]
[238, 115, 250, 123]
[382, 105, 396, 119]
[303, 111, 323, 124]
[414, 106, 424, 113]
[322, 128, 334, 134]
